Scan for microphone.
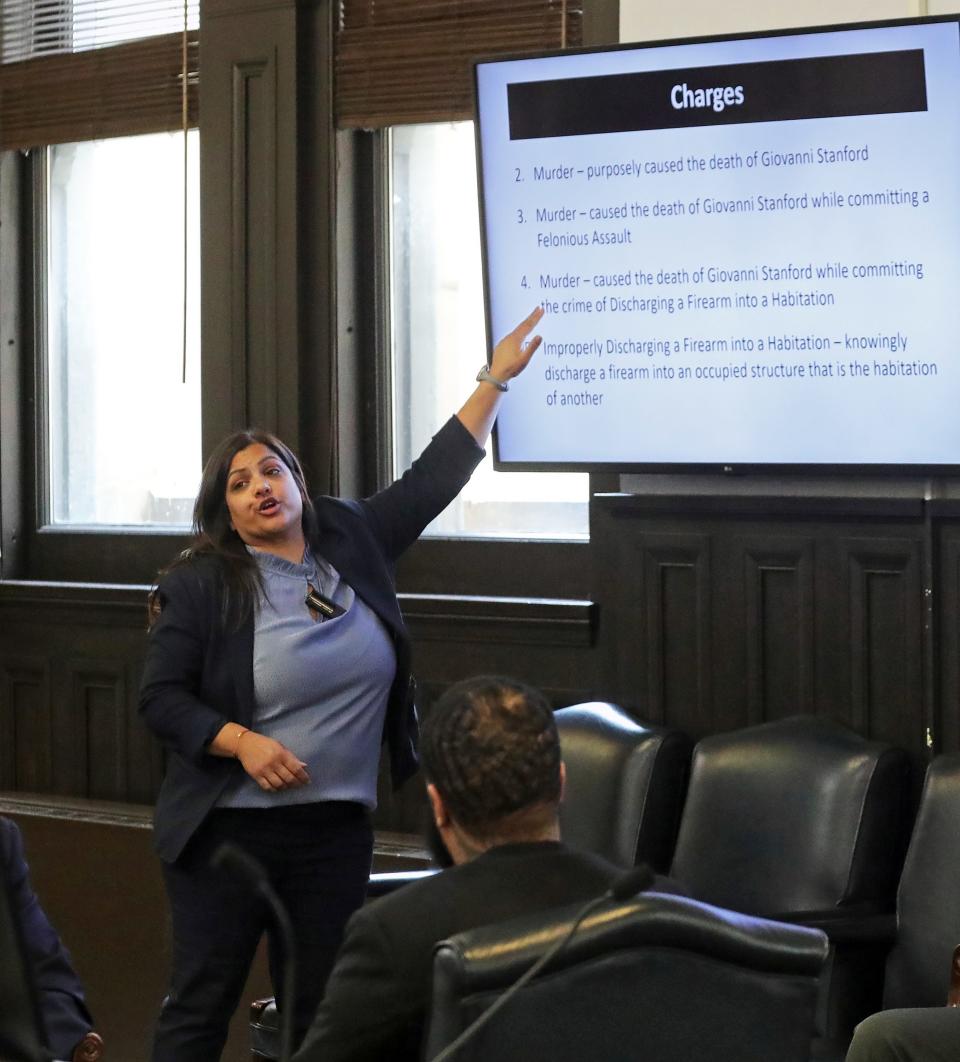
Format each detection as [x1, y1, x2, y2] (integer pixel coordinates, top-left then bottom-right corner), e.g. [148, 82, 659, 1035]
[211, 843, 297, 1062]
[305, 584, 344, 621]
[429, 864, 655, 1062]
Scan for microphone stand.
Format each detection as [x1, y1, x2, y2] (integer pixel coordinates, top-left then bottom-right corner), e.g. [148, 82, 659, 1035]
[212, 842, 297, 1062]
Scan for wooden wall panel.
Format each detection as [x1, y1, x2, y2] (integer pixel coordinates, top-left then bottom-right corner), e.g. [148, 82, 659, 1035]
[199, 0, 335, 485]
[0, 663, 51, 791]
[742, 538, 815, 725]
[74, 666, 127, 800]
[938, 526, 960, 754]
[0, 504, 951, 824]
[642, 536, 711, 733]
[232, 54, 279, 430]
[200, 0, 302, 454]
[843, 540, 923, 750]
[594, 495, 933, 765]
[593, 511, 714, 732]
[124, 659, 166, 806]
[0, 585, 158, 803]
[0, 583, 599, 833]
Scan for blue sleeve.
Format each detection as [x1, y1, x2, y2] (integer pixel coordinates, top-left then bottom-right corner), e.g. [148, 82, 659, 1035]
[1, 818, 93, 1057]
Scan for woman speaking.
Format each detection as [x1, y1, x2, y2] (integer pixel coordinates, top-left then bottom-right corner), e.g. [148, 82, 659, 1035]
[139, 307, 543, 1060]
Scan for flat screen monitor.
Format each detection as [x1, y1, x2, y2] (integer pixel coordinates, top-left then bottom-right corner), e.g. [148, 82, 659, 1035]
[473, 16, 960, 473]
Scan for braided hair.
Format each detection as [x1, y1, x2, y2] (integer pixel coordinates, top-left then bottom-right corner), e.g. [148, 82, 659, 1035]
[420, 676, 561, 842]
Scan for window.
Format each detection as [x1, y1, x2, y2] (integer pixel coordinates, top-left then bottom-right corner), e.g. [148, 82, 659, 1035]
[2, 0, 197, 61]
[44, 130, 201, 526]
[389, 121, 588, 539]
[1, 0, 203, 533]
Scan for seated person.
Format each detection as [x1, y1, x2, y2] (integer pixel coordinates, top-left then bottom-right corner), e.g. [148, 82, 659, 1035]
[294, 674, 672, 1062]
[0, 816, 95, 1060]
[846, 1007, 959, 1062]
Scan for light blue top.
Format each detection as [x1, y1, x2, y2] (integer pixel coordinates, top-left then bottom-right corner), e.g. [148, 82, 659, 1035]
[217, 547, 396, 809]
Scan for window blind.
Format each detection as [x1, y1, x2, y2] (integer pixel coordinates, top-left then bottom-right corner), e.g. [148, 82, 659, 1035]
[0, 0, 199, 150]
[335, 0, 583, 128]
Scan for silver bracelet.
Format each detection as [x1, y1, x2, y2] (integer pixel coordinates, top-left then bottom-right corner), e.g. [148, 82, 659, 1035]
[476, 365, 509, 392]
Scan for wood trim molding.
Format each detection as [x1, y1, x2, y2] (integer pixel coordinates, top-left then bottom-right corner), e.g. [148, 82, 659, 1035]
[0, 580, 149, 614]
[399, 593, 595, 647]
[0, 792, 153, 828]
[598, 489, 927, 520]
[0, 791, 429, 865]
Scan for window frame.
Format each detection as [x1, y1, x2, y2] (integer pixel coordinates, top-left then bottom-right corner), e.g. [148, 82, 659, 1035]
[2, 146, 191, 586]
[350, 125, 596, 600]
[0, 0, 200, 587]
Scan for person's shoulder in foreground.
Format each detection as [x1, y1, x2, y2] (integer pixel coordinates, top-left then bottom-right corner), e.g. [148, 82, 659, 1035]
[846, 1006, 960, 1062]
[0, 816, 95, 1059]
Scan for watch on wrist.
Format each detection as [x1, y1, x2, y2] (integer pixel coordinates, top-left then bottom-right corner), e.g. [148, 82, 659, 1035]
[476, 365, 509, 392]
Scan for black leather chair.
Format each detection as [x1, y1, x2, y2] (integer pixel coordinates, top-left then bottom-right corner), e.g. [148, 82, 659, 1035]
[668, 714, 910, 1045]
[555, 702, 691, 872]
[880, 753, 960, 1009]
[812, 753, 960, 1060]
[424, 891, 829, 1062]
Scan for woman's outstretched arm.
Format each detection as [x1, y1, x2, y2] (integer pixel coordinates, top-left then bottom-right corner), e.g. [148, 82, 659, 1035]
[456, 305, 545, 446]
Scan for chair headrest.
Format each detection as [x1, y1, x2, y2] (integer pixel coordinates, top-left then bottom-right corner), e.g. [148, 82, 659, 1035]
[433, 891, 829, 994]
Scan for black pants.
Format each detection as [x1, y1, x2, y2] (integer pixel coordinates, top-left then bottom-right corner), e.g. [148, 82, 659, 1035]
[152, 802, 373, 1062]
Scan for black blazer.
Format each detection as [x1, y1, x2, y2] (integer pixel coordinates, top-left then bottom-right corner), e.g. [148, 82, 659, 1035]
[292, 842, 623, 1062]
[0, 817, 94, 1059]
[139, 417, 483, 864]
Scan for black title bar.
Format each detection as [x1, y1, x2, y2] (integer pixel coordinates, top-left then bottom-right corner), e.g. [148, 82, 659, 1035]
[506, 50, 927, 140]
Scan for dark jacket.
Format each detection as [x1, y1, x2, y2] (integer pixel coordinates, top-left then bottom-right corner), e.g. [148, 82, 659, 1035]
[0, 816, 94, 1059]
[139, 417, 483, 864]
[292, 841, 623, 1062]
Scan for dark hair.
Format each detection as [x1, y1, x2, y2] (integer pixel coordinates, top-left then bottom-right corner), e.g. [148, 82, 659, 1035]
[153, 428, 319, 628]
[420, 675, 561, 840]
